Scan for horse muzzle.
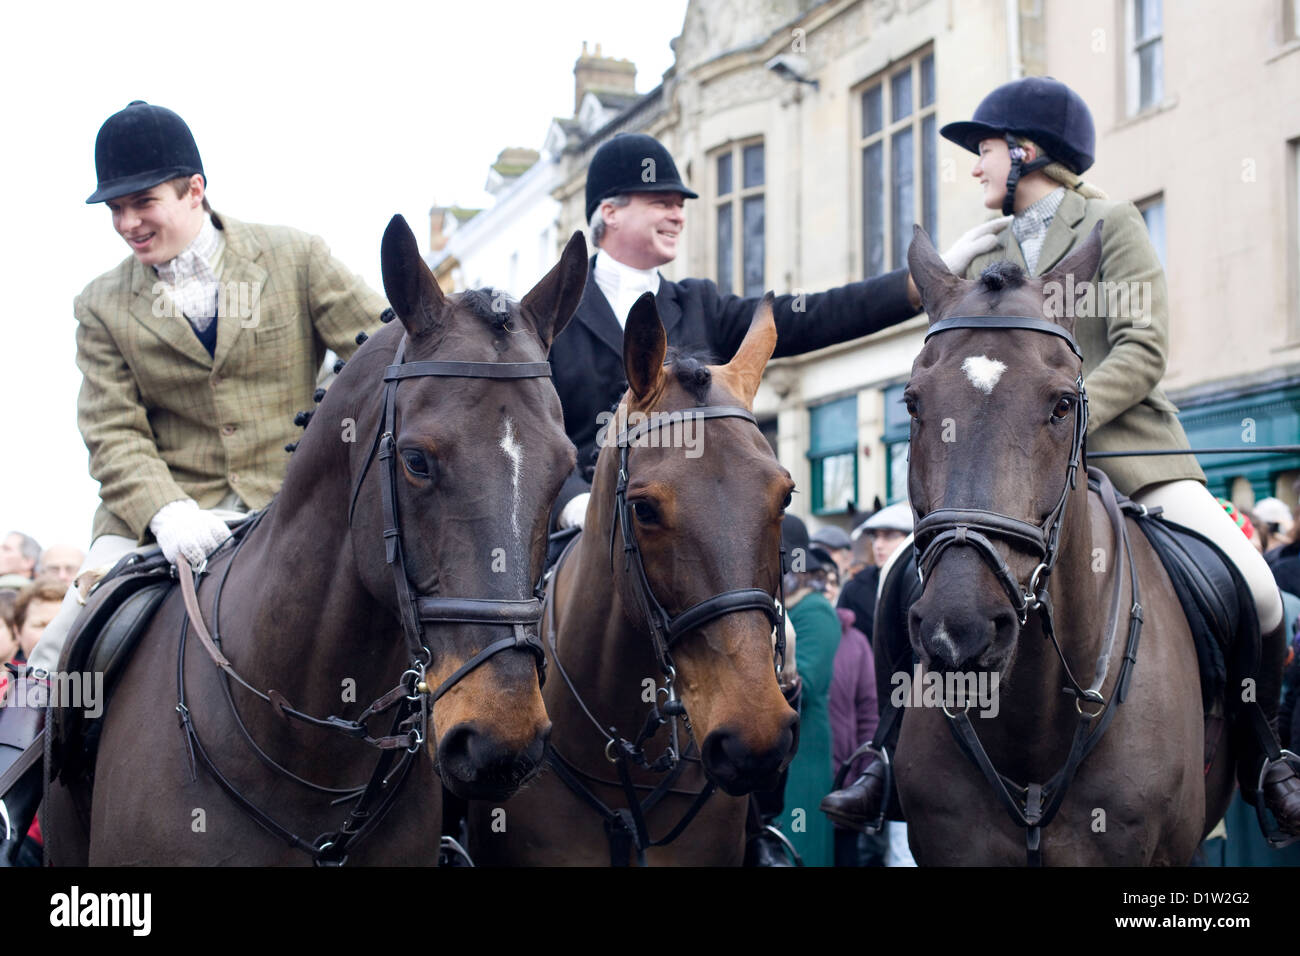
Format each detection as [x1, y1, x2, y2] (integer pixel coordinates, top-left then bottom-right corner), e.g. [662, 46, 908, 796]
[910, 590, 1020, 674]
[435, 720, 551, 801]
[700, 715, 798, 796]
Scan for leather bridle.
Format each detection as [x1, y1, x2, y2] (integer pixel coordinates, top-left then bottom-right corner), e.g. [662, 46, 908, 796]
[353, 337, 551, 695]
[610, 405, 787, 688]
[174, 330, 557, 865]
[913, 315, 1089, 630]
[541, 403, 788, 865]
[909, 315, 1146, 865]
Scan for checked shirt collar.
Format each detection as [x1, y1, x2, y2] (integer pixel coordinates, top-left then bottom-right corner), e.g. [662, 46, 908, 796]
[153, 214, 225, 333]
[1012, 186, 1065, 275]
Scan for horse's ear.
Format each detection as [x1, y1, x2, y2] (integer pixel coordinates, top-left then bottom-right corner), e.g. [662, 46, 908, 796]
[907, 224, 962, 322]
[724, 292, 777, 408]
[381, 214, 446, 338]
[623, 291, 667, 403]
[522, 231, 588, 349]
[1040, 221, 1104, 333]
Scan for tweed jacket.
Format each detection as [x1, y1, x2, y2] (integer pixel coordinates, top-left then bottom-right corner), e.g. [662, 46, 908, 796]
[75, 213, 388, 541]
[966, 189, 1204, 496]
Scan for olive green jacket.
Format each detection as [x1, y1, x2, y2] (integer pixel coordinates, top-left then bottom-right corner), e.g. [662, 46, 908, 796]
[74, 214, 387, 541]
[966, 189, 1203, 496]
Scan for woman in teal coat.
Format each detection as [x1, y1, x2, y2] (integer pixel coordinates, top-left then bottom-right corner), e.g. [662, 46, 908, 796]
[780, 518, 840, 867]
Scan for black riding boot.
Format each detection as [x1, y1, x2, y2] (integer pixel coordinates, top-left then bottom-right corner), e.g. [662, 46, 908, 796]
[1236, 619, 1300, 837]
[820, 551, 919, 833]
[0, 666, 49, 866]
[744, 677, 801, 865]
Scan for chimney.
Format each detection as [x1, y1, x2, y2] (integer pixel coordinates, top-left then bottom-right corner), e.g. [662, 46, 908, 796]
[573, 41, 636, 115]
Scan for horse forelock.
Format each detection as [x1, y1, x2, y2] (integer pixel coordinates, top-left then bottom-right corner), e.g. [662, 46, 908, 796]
[666, 348, 715, 404]
[454, 287, 517, 335]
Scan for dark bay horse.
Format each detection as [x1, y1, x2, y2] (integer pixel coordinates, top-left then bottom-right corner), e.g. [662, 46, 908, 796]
[894, 224, 1236, 865]
[467, 294, 798, 865]
[44, 216, 587, 865]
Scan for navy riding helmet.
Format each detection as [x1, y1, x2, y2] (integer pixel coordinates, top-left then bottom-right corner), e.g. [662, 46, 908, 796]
[584, 133, 698, 223]
[940, 76, 1095, 215]
[87, 101, 205, 205]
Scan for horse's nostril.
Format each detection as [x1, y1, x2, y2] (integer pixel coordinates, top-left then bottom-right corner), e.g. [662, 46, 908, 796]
[702, 727, 791, 790]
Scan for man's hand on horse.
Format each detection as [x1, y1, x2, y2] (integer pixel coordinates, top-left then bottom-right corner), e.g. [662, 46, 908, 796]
[149, 499, 233, 565]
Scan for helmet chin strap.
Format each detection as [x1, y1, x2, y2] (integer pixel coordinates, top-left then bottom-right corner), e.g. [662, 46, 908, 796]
[1001, 132, 1054, 216]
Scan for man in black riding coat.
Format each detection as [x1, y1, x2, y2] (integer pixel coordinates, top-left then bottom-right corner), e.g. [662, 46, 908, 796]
[548, 133, 1009, 531]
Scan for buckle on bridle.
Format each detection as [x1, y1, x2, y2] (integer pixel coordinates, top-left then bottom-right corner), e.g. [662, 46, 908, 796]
[1074, 689, 1106, 718]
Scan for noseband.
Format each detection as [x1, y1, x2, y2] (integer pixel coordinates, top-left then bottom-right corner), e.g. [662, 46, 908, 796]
[610, 404, 787, 684]
[913, 316, 1089, 627]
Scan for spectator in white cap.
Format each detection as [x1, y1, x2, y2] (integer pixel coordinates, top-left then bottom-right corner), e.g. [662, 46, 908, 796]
[1253, 497, 1295, 554]
[837, 503, 914, 639]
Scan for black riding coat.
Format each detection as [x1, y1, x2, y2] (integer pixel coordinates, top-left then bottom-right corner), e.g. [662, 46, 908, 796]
[550, 256, 919, 512]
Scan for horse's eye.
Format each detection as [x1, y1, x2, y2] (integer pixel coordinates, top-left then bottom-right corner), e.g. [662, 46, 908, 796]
[631, 501, 658, 524]
[904, 395, 919, 420]
[781, 490, 794, 512]
[402, 450, 430, 477]
[1052, 396, 1074, 422]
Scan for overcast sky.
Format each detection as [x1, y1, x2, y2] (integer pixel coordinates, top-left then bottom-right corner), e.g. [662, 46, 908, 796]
[0, 0, 688, 548]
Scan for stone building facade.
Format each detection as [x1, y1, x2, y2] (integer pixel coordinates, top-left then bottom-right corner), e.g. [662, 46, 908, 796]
[436, 1, 1300, 536]
[553, 0, 1300, 535]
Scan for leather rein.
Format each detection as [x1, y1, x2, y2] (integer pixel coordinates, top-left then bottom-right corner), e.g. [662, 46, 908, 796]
[542, 404, 788, 865]
[174, 332, 554, 865]
[913, 315, 1146, 866]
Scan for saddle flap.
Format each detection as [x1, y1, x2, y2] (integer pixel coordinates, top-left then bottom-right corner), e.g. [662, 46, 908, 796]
[51, 563, 175, 786]
[1133, 513, 1258, 714]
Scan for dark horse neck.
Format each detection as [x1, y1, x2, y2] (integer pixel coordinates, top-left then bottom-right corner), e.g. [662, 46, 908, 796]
[207, 354, 408, 780]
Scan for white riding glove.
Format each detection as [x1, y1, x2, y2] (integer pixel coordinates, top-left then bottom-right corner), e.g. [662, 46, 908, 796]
[557, 492, 591, 531]
[149, 499, 232, 565]
[941, 215, 1013, 275]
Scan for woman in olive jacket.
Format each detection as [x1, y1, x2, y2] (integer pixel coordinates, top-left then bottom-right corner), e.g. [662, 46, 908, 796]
[945, 76, 1295, 833]
[822, 76, 1299, 838]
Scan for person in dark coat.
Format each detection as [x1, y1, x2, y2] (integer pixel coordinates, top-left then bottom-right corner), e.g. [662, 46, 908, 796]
[551, 133, 1009, 530]
[837, 502, 915, 639]
[829, 605, 880, 866]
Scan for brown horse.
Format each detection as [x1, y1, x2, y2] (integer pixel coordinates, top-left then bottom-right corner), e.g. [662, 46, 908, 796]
[43, 216, 587, 865]
[467, 293, 798, 866]
[894, 224, 1235, 865]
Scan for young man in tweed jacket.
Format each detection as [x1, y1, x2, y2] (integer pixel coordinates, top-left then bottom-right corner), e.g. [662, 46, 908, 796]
[0, 102, 385, 864]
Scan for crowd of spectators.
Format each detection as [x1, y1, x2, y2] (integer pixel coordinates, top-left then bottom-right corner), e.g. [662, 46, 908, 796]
[0, 530, 85, 866]
[0, 531, 86, 675]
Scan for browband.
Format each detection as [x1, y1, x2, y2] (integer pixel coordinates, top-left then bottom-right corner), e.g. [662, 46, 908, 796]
[615, 405, 757, 448]
[385, 361, 552, 381]
[926, 315, 1083, 361]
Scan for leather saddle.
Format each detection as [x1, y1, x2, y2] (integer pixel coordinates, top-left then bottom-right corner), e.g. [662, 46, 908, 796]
[49, 546, 176, 787]
[48, 515, 260, 786]
[1133, 510, 1258, 716]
